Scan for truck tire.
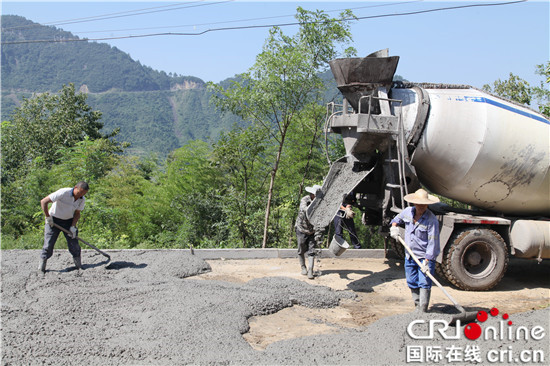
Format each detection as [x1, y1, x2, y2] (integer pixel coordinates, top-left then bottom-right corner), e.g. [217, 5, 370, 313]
[441, 227, 508, 291]
[435, 262, 451, 285]
[389, 237, 405, 259]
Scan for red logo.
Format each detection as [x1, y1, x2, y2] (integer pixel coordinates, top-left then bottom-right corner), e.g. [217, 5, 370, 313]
[464, 307, 512, 340]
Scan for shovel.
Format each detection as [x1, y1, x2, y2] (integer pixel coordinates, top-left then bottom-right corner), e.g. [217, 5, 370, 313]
[53, 223, 111, 260]
[396, 235, 478, 324]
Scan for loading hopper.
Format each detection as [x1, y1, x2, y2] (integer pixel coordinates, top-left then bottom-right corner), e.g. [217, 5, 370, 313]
[329, 49, 399, 113]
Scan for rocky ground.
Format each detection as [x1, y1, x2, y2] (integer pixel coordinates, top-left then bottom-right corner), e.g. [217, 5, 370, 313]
[1, 249, 549, 365]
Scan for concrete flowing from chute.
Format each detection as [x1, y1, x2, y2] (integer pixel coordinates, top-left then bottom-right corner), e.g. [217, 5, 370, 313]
[1, 250, 548, 365]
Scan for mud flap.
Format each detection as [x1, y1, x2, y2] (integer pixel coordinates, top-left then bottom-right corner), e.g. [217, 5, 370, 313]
[306, 156, 376, 230]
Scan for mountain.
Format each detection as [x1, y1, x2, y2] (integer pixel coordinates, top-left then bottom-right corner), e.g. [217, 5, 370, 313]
[2, 15, 358, 156]
[1, 15, 202, 93]
[1, 15, 242, 156]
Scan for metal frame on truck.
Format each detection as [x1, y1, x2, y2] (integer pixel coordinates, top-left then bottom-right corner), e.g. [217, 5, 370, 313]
[307, 52, 549, 291]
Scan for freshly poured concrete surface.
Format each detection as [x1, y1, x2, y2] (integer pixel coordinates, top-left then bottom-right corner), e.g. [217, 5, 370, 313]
[1, 250, 549, 365]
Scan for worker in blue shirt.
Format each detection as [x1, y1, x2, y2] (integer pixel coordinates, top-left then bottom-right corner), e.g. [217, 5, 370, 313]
[390, 189, 440, 312]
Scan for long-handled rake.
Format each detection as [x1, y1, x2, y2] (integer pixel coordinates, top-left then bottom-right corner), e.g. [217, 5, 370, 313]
[53, 223, 111, 261]
[397, 235, 478, 324]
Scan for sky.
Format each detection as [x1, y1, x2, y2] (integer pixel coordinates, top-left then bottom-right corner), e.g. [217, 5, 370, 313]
[2, 0, 549, 88]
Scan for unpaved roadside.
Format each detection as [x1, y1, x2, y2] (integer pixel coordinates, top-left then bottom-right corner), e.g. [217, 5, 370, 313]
[196, 256, 550, 350]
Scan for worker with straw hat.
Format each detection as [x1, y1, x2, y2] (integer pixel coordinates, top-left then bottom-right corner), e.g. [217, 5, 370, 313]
[390, 188, 440, 312]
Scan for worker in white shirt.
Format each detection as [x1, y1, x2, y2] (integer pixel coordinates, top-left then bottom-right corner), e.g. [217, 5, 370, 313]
[39, 181, 89, 272]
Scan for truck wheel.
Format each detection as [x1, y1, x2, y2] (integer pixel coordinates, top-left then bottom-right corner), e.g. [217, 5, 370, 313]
[441, 228, 508, 291]
[389, 238, 405, 259]
[435, 263, 450, 285]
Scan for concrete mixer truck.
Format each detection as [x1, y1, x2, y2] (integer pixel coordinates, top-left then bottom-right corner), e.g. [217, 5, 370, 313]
[307, 49, 550, 291]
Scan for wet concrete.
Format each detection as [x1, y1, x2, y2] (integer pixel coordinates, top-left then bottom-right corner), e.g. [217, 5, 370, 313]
[307, 157, 372, 230]
[263, 309, 550, 365]
[2, 250, 548, 365]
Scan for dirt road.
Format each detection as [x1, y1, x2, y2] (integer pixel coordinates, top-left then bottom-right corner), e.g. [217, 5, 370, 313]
[197, 255, 550, 350]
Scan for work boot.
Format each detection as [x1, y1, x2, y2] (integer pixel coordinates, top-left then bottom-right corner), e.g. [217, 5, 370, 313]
[307, 256, 315, 279]
[299, 254, 307, 276]
[38, 258, 47, 273]
[410, 288, 420, 308]
[73, 256, 82, 270]
[418, 288, 431, 313]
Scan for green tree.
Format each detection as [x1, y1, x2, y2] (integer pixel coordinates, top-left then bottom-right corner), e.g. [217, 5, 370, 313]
[212, 124, 270, 247]
[1, 83, 117, 184]
[278, 102, 334, 246]
[0, 161, 57, 239]
[532, 61, 550, 117]
[1, 138, 123, 239]
[209, 7, 356, 248]
[1, 84, 124, 241]
[483, 63, 550, 118]
[79, 155, 156, 248]
[161, 141, 226, 247]
[483, 73, 531, 105]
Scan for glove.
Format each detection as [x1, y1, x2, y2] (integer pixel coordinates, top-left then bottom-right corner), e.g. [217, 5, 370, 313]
[69, 226, 78, 239]
[390, 226, 399, 240]
[344, 206, 355, 219]
[45, 216, 54, 227]
[420, 259, 430, 274]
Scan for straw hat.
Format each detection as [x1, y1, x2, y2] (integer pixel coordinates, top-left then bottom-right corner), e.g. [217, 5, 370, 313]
[404, 189, 440, 205]
[305, 184, 322, 195]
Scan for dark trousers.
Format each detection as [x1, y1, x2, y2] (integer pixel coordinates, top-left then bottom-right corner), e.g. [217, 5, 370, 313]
[334, 210, 360, 248]
[296, 228, 316, 256]
[41, 217, 81, 260]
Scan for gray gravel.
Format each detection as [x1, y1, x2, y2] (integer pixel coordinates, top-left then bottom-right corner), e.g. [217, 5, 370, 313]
[2, 250, 548, 365]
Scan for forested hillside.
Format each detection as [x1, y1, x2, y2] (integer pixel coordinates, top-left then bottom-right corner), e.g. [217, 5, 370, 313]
[1, 15, 242, 155]
[1, 15, 200, 93]
[85, 89, 242, 156]
[2, 8, 369, 252]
